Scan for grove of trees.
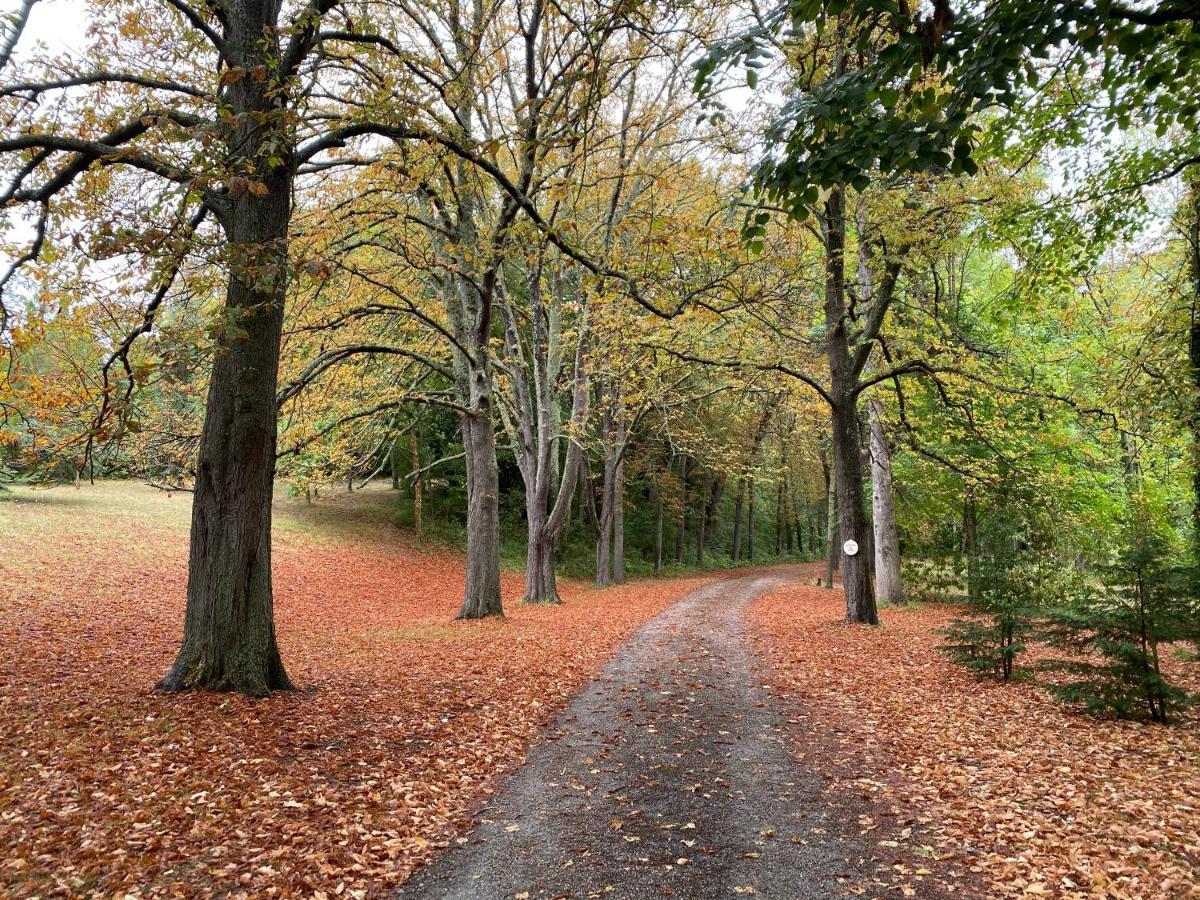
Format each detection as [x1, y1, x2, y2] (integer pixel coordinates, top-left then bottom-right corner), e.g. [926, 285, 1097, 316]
[2, 0, 1198, 713]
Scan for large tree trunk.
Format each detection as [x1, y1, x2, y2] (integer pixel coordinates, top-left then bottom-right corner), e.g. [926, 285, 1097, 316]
[524, 507, 558, 605]
[459, 409, 503, 618]
[159, 1, 293, 696]
[868, 398, 903, 606]
[824, 187, 878, 624]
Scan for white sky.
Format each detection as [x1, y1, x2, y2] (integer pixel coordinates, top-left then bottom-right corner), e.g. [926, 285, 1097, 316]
[5, 0, 89, 61]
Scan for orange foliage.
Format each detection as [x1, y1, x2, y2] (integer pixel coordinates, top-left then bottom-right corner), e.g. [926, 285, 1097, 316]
[0, 485, 710, 897]
[751, 585, 1200, 900]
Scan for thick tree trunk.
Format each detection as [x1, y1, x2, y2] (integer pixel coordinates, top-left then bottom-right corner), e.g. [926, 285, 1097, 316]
[459, 410, 503, 617]
[868, 398, 903, 606]
[696, 473, 710, 565]
[831, 397, 874, 620]
[159, 1, 293, 696]
[824, 187, 877, 624]
[524, 507, 558, 604]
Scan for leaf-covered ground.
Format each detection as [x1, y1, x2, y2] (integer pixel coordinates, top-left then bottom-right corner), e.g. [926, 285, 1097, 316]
[0, 482, 713, 897]
[751, 584, 1200, 900]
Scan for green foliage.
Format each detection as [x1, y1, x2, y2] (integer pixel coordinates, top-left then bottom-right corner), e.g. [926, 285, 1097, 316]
[941, 548, 1076, 680]
[697, 1, 1200, 217]
[902, 557, 962, 604]
[1041, 509, 1199, 723]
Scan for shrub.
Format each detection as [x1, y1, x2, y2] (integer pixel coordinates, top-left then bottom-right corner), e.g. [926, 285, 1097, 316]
[940, 551, 1072, 680]
[1041, 519, 1198, 723]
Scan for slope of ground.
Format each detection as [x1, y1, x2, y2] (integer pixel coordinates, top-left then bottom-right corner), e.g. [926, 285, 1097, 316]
[751, 583, 1200, 900]
[0, 482, 712, 897]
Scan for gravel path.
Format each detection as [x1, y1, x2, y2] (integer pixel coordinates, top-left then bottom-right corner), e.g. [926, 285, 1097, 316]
[400, 570, 868, 900]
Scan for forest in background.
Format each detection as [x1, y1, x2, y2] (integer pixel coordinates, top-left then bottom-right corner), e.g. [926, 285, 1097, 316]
[0, 0, 1198, 713]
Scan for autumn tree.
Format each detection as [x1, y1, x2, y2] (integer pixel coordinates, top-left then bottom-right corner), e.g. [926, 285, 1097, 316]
[0, 0, 425, 694]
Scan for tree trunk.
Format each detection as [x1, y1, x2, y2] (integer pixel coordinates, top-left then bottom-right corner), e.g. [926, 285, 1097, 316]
[459, 409, 503, 617]
[158, 2, 294, 696]
[868, 398, 903, 606]
[774, 475, 783, 556]
[674, 455, 688, 564]
[963, 488, 980, 602]
[653, 483, 664, 574]
[825, 471, 838, 589]
[731, 479, 746, 562]
[524, 507, 558, 605]
[747, 477, 756, 561]
[696, 473, 710, 566]
[794, 491, 805, 556]
[1187, 175, 1200, 562]
[391, 436, 402, 490]
[824, 186, 877, 624]
[613, 455, 625, 585]
[783, 471, 794, 554]
[596, 457, 614, 587]
[411, 430, 423, 541]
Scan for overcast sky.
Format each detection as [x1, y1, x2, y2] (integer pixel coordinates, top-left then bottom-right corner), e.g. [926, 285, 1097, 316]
[6, 0, 89, 61]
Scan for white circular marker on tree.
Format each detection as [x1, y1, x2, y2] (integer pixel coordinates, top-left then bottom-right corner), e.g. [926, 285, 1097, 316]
[843, 539, 859, 557]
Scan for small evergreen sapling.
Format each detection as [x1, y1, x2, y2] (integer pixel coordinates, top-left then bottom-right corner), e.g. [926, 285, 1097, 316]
[1042, 517, 1199, 723]
[940, 551, 1068, 681]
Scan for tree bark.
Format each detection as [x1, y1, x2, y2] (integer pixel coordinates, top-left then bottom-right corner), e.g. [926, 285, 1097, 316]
[868, 398, 903, 605]
[963, 488, 980, 602]
[1187, 175, 1200, 562]
[824, 464, 838, 589]
[653, 482, 664, 574]
[613, 455, 625, 584]
[731, 479, 746, 562]
[824, 186, 878, 624]
[695, 472, 707, 566]
[159, 0, 294, 695]
[674, 455, 689, 564]
[411, 429, 423, 541]
[747, 477, 756, 561]
[459, 408, 503, 618]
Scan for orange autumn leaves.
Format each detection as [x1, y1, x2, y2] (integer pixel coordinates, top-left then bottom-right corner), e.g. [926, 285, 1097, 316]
[0, 484, 711, 897]
[750, 584, 1200, 900]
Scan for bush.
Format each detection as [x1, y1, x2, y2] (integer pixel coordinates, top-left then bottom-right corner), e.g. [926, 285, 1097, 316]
[903, 557, 963, 604]
[940, 551, 1073, 680]
[1041, 518, 1198, 723]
